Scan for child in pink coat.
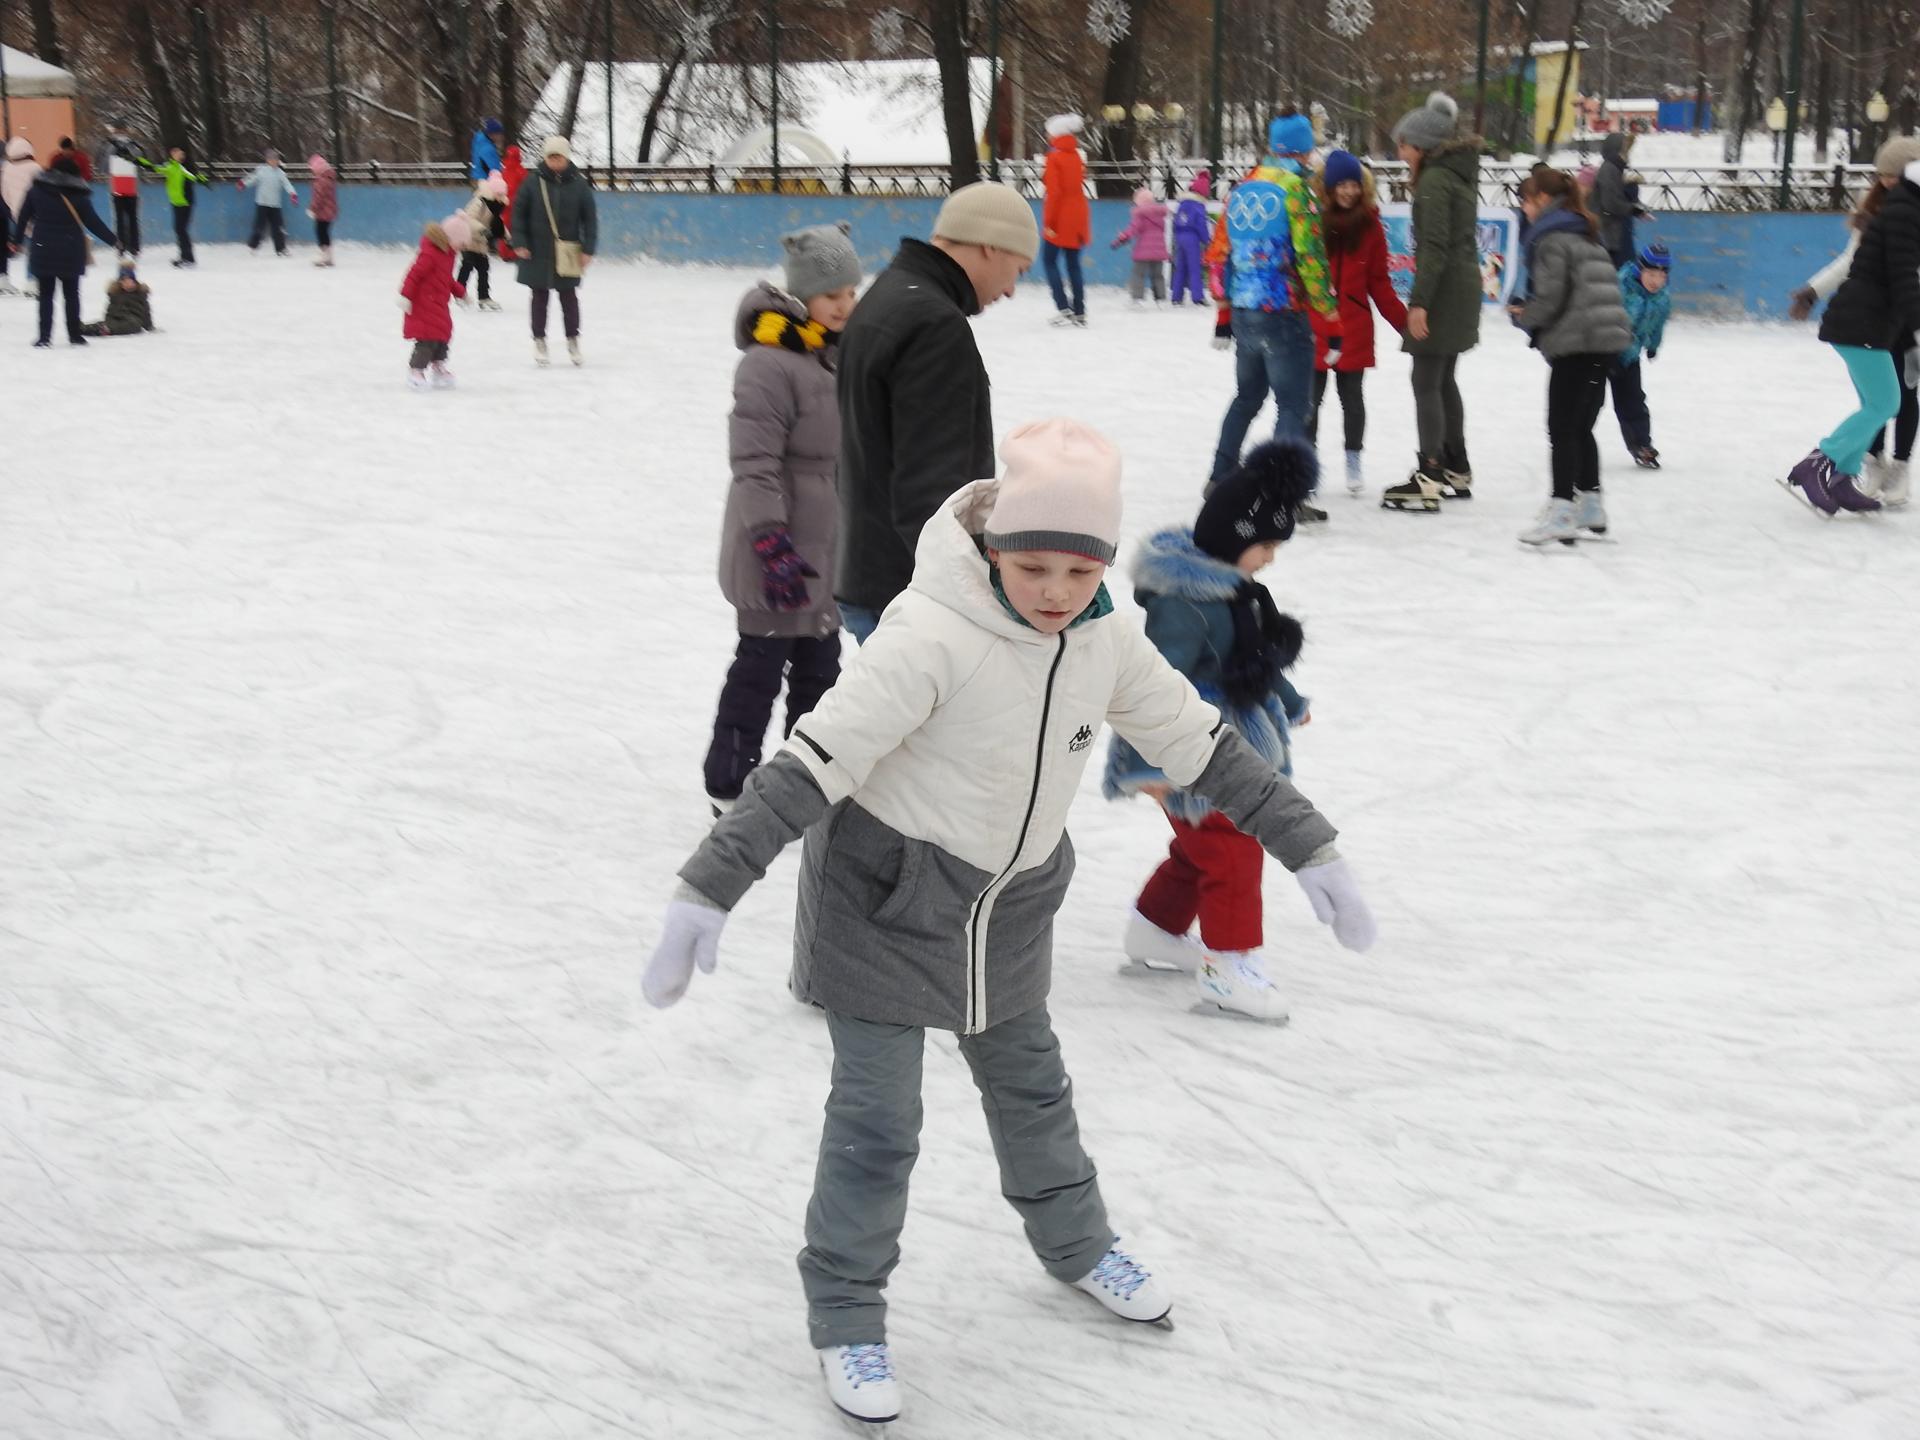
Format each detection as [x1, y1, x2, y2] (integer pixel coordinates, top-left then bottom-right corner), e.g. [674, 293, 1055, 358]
[1112, 186, 1170, 304]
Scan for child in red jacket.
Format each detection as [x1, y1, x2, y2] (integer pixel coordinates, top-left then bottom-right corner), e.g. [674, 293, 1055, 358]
[1308, 151, 1408, 496]
[398, 217, 468, 390]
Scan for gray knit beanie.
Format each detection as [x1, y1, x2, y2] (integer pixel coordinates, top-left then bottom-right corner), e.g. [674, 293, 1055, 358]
[1392, 91, 1460, 152]
[781, 221, 861, 300]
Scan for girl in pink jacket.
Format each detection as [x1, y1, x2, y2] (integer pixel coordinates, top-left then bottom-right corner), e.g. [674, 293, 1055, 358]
[1112, 186, 1170, 304]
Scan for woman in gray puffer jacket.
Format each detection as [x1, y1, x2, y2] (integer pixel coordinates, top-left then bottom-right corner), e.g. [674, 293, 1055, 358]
[703, 222, 863, 813]
[1510, 169, 1634, 546]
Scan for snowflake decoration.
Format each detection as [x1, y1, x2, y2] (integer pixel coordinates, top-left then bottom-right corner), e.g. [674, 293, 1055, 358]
[1086, 0, 1132, 46]
[1327, 0, 1374, 39]
[1613, 0, 1671, 25]
[869, 8, 906, 56]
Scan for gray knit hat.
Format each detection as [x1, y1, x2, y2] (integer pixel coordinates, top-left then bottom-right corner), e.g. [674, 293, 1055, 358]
[781, 221, 861, 300]
[1874, 135, 1920, 177]
[933, 181, 1040, 262]
[1392, 91, 1460, 152]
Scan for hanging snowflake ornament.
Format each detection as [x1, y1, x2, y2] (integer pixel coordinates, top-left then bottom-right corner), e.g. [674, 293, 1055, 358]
[1613, 0, 1671, 25]
[869, 8, 907, 56]
[1327, 0, 1374, 40]
[1086, 0, 1132, 46]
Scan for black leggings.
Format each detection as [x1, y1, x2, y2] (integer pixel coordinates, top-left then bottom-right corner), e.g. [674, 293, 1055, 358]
[1309, 370, 1367, 451]
[457, 252, 491, 301]
[247, 205, 287, 253]
[35, 274, 83, 342]
[1867, 370, 1919, 462]
[1410, 352, 1468, 471]
[529, 286, 579, 339]
[1547, 354, 1611, 500]
[409, 339, 450, 370]
[314, 218, 332, 248]
[173, 205, 195, 263]
[112, 194, 140, 253]
[703, 633, 842, 799]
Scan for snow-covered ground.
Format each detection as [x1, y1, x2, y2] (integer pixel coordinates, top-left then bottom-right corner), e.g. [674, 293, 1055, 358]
[2, 250, 1916, 1440]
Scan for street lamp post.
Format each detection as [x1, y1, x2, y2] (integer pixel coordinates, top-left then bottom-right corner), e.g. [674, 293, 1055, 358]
[1766, 96, 1787, 166]
[1866, 91, 1890, 166]
[1778, 0, 1807, 208]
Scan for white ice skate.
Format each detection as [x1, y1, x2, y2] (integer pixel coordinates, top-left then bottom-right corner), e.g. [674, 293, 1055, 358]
[430, 362, 456, 390]
[1861, 453, 1889, 498]
[1121, 910, 1204, 975]
[1519, 497, 1581, 546]
[406, 369, 431, 392]
[477, 298, 503, 312]
[1344, 449, 1364, 496]
[0, 277, 18, 297]
[533, 338, 550, 367]
[1572, 489, 1608, 536]
[819, 1343, 901, 1424]
[1049, 309, 1077, 328]
[1881, 460, 1910, 507]
[1193, 949, 1290, 1024]
[567, 337, 584, 366]
[1071, 1243, 1173, 1326]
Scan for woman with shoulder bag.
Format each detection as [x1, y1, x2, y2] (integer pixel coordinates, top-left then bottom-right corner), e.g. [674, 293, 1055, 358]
[8, 153, 119, 347]
[509, 135, 598, 367]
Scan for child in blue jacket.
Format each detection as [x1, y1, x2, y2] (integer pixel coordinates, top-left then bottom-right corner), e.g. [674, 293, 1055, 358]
[1170, 172, 1212, 304]
[1106, 437, 1317, 1024]
[1611, 243, 1671, 468]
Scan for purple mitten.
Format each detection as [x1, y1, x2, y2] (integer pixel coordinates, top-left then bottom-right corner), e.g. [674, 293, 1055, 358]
[754, 527, 817, 611]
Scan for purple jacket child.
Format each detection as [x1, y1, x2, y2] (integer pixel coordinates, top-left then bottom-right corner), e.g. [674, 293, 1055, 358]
[1170, 173, 1212, 304]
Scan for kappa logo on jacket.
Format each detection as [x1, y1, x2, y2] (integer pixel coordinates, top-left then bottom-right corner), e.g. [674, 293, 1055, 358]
[1068, 724, 1094, 753]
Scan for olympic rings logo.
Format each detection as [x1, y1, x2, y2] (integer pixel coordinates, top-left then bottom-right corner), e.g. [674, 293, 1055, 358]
[1229, 188, 1284, 228]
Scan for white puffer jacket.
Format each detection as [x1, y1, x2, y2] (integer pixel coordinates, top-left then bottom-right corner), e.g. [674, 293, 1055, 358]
[781, 478, 1221, 878]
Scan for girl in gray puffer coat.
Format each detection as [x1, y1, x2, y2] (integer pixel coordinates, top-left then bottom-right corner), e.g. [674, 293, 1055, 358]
[702, 222, 862, 813]
[1510, 168, 1634, 546]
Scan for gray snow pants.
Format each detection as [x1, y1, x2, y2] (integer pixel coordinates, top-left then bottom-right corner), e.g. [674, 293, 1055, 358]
[1128, 259, 1167, 302]
[798, 1004, 1115, 1348]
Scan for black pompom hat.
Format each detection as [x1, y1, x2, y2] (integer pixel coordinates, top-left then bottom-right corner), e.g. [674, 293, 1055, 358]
[1193, 438, 1319, 562]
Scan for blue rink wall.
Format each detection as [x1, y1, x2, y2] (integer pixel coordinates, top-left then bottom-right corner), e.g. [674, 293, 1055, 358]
[110, 181, 1848, 320]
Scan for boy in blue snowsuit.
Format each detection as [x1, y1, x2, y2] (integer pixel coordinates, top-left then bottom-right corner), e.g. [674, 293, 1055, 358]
[1611, 242, 1671, 467]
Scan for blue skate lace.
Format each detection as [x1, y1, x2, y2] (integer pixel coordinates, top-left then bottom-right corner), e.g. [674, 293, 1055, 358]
[841, 1343, 894, 1387]
[1087, 1247, 1150, 1300]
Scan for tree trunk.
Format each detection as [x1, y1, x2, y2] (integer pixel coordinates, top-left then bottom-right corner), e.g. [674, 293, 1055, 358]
[1812, 38, 1831, 164]
[1692, 1, 1708, 134]
[1096, 0, 1152, 198]
[191, 4, 229, 159]
[27, 0, 64, 67]
[1540, 0, 1586, 154]
[1502, 4, 1539, 155]
[126, 2, 191, 149]
[557, 6, 598, 141]
[636, 43, 687, 163]
[1723, 0, 1772, 161]
[495, 0, 521, 144]
[926, 0, 979, 190]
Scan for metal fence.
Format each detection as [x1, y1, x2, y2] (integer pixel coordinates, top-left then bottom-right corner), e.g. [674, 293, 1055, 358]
[203, 158, 1877, 212]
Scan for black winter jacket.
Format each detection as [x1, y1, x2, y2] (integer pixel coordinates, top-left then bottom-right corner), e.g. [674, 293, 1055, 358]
[1819, 179, 1920, 352]
[9, 169, 117, 279]
[833, 238, 994, 611]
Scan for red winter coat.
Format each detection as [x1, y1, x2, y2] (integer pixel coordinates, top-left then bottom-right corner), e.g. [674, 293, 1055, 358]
[1042, 134, 1089, 250]
[1310, 204, 1408, 371]
[399, 233, 465, 342]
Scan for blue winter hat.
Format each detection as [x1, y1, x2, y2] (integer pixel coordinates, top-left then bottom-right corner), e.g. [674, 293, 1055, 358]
[483, 117, 504, 136]
[1322, 149, 1364, 190]
[1267, 110, 1316, 157]
[1638, 242, 1671, 270]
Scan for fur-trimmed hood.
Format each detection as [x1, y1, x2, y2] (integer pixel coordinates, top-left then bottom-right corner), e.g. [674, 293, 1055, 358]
[1130, 525, 1305, 668]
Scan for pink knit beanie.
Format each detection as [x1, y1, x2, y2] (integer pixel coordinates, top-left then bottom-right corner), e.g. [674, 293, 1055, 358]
[982, 418, 1123, 564]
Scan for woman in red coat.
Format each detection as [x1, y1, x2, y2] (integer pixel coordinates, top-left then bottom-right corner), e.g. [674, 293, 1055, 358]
[1308, 150, 1409, 495]
[1040, 114, 1089, 326]
[398, 218, 467, 390]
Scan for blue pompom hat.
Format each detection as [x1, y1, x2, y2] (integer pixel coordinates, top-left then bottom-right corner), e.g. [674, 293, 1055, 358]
[1638, 242, 1672, 270]
[1267, 110, 1316, 157]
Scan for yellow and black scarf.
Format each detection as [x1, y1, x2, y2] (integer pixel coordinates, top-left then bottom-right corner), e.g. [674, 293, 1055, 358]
[752, 310, 834, 356]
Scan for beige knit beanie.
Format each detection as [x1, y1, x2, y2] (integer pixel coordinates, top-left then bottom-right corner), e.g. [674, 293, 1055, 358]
[1874, 135, 1920, 177]
[932, 182, 1040, 263]
[982, 419, 1123, 564]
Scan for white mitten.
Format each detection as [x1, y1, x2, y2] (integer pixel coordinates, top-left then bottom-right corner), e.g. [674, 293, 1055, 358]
[1295, 858, 1378, 953]
[395, 295, 412, 313]
[642, 897, 727, 1008]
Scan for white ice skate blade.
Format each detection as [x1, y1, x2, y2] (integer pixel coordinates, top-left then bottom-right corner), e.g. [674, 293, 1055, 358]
[1776, 476, 1837, 519]
[1190, 999, 1291, 1027]
[1117, 957, 1194, 978]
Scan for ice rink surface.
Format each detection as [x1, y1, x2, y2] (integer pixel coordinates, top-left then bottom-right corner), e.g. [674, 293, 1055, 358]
[2, 247, 1916, 1439]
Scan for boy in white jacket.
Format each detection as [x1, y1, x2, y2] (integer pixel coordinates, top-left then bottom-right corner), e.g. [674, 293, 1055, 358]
[237, 149, 298, 256]
[643, 417, 1377, 1427]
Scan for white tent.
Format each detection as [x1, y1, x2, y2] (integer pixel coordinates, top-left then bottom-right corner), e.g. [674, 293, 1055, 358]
[535, 58, 993, 168]
[0, 44, 79, 99]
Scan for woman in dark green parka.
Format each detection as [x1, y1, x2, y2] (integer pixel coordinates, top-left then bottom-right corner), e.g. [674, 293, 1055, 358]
[1380, 91, 1484, 513]
[509, 134, 599, 366]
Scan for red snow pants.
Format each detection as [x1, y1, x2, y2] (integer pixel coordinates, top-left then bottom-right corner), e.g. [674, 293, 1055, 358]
[1134, 807, 1264, 953]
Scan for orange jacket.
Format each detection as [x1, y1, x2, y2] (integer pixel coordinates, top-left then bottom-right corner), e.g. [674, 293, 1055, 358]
[1042, 135, 1090, 249]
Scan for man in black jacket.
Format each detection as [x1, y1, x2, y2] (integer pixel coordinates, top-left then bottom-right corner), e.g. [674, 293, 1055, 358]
[834, 182, 1039, 640]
